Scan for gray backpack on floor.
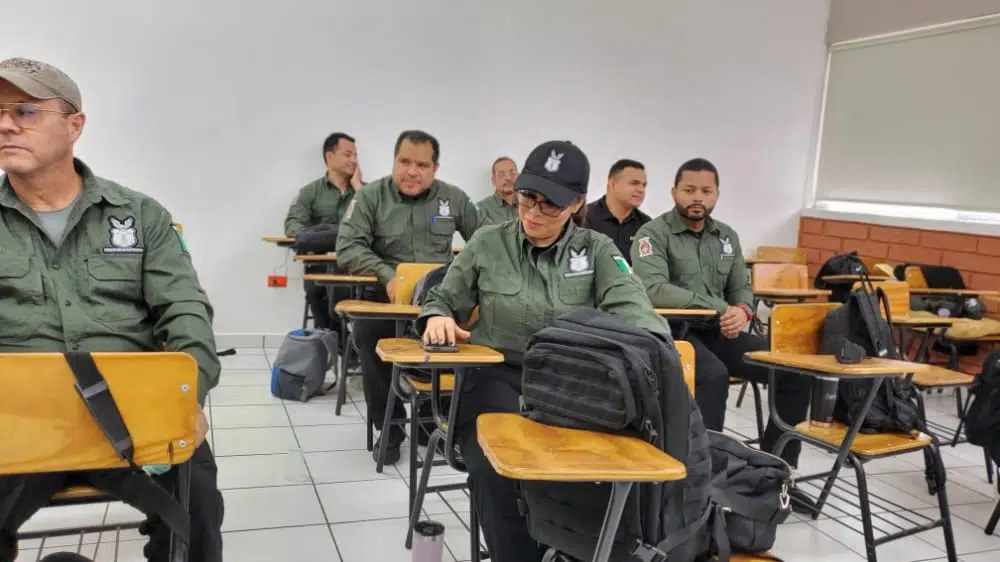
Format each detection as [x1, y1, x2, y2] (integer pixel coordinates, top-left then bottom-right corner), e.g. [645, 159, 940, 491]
[270, 329, 339, 402]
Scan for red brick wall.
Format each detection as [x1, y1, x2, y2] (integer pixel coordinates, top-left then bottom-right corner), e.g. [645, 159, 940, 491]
[798, 216, 1000, 373]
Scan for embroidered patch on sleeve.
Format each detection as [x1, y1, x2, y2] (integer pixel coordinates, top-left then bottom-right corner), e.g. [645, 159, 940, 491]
[171, 224, 189, 253]
[637, 236, 653, 258]
[613, 255, 632, 274]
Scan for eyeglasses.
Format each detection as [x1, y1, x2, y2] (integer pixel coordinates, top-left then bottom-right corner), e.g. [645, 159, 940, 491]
[517, 190, 566, 218]
[0, 103, 73, 128]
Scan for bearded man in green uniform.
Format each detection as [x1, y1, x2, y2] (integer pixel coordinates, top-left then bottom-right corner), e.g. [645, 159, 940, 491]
[336, 129, 481, 465]
[0, 57, 223, 562]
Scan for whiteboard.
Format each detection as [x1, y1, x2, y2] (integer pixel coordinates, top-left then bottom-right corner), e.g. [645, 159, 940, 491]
[814, 16, 1000, 212]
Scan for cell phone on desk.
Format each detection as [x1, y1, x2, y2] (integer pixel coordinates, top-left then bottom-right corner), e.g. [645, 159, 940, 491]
[421, 342, 458, 353]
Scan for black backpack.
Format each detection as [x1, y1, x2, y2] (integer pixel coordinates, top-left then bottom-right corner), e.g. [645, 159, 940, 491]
[964, 350, 1000, 465]
[519, 307, 790, 562]
[814, 251, 868, 303]
[293, 223, 339, 254]
[821, 275, 925, 435]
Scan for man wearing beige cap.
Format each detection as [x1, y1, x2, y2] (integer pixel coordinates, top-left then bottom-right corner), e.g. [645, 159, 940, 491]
[0, 58, 223, 561]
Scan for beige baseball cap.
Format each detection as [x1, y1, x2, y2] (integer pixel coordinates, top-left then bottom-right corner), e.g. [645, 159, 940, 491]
[0, 57, 82, 112]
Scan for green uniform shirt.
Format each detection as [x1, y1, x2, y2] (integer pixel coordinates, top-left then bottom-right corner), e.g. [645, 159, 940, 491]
[0, 159, 220, 405]
[336, 176, 480, 284]
[631, 209, 752, 315]
[418, 220, 669, 365]
[283, 175, 355, 236]
[475, 193, 518, 227]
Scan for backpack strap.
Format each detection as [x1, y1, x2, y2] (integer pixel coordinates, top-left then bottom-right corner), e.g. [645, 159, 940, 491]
[64, 352, 191, 545]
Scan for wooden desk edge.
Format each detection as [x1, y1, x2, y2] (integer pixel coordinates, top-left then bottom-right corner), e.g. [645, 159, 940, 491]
[745, 351, 931, 376]
[655, 308, 717, 317]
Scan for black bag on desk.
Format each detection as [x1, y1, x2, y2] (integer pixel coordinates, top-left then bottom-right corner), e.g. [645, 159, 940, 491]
[820, 277, 924, 435]
[814, 251, 868, 303]
[520, 307, 716, 562]
[293, 223, 339, 254]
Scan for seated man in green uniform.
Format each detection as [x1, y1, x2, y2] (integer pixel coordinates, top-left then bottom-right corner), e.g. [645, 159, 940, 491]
[631, 157, 810, 470]
[0, 57, 223, 562]
[336, 129, 481, 465]
[284, 132, 363, 332]
[476, 156, 518, 226]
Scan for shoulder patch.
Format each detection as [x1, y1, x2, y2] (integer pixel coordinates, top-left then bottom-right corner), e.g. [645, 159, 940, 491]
[613, 255, 632, 274]
[637, 236, 653, 258]
[171, 224, 189, 253]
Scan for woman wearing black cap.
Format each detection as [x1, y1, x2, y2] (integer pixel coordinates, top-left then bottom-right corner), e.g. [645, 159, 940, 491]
[415, 140, 670, 561]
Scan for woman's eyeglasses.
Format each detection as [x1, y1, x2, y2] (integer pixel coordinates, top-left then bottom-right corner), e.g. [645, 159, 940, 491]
[516, 190, 566, 217]
[0, 103, 73, 128]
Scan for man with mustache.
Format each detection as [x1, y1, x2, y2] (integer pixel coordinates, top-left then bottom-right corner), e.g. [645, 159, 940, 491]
[475, 156, 518, 226]
[631, 157, 810, 473]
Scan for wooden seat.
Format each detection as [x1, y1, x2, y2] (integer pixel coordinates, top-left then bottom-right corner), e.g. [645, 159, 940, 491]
[793, 421, 931, 457]
[51, 485, 106, 501]
[752, 246, 807, 264]
[477, 413, 686, 482]
[0, 352, 199, 474]
[2, 353, 198, 554]
[402, 373, 455, 393]
[911, 365, 975, 387]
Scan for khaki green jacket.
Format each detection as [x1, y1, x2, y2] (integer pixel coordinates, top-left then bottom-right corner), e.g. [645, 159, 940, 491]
[418, 220, 668, 364]
[283, 175, 355, 236]
[475, 193, 518, 227]
[0, 160, 219, 404]
[631, 209, 752, 314]
[336, 176, 481, 284]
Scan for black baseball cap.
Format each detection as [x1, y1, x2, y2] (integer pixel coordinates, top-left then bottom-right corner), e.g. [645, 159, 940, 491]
[514, 140, 590, 208]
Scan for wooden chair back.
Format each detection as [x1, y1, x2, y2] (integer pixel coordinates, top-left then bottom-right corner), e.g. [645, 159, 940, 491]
[394, 263, 446, 305]
[676, 341, 695, 397]
[0, 353, 199, 475]
[754, 246, 807, 264]
[751, 263, 810, 292]
[769, 302, 840, 354]
[852, 280, 910, 319]
[904, 266, 929, 289]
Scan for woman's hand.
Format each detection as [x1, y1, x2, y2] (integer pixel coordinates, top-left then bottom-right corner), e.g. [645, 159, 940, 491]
[422, 315, 470, 346]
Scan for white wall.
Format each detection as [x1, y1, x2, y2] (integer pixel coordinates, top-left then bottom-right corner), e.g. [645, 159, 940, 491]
[828, 0, 1000, 43]
[6, 0, 830, 337]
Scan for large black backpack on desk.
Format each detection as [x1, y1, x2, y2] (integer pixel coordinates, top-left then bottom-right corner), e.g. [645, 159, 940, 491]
[519, 307, 712, 561]
[519, 308, 791, 561]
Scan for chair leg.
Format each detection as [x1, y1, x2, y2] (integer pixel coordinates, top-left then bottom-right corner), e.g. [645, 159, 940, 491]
[470, 493, 482, 562]
[850, 454, 880, 562]
[750, 382, 765, 443]
[409, 393, 420, 516]
[335, 321, 351, 416]
[375, 389, 399, 473]
[735, 381, 748, 408]
[406, 431, 441, 549]
[986, 497, 1000, 535]
[927, 444, 959, 562]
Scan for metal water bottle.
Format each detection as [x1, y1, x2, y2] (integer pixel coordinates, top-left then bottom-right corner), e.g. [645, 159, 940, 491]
[411, 520, 445, 562]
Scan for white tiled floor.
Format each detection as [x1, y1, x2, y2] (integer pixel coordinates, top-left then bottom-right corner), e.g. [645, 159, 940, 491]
[14, 346, 1000, 561]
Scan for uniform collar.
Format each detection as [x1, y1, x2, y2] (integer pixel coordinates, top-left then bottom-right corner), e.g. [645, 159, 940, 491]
[388, 177, 438, 203]
[493, 193, 516, 208]
[664, 208, 719, 235]
[593, 195, 649, 224]
[322, 173, 352, 195]
[517, 218, 579, 259]
[0, 158, 127, 210]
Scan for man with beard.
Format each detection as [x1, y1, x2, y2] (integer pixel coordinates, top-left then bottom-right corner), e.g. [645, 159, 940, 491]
[475, 156, 518, 226]
[284, 132, 363, 331]
[630, 157, 809, 471]
[585, 158, 650, 261]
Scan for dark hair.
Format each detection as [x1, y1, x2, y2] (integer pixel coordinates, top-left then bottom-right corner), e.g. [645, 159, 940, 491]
[673, 157, 719, 187]
[394, 129, 440, 164]
[608, 158, 644, 178]
[322, 132, 355, 162]
[491, 156, 515, 175]
[571, 198, 588, 227]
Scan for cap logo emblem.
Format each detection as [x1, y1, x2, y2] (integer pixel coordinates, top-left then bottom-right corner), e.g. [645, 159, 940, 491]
[544, 150, 564, 173]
